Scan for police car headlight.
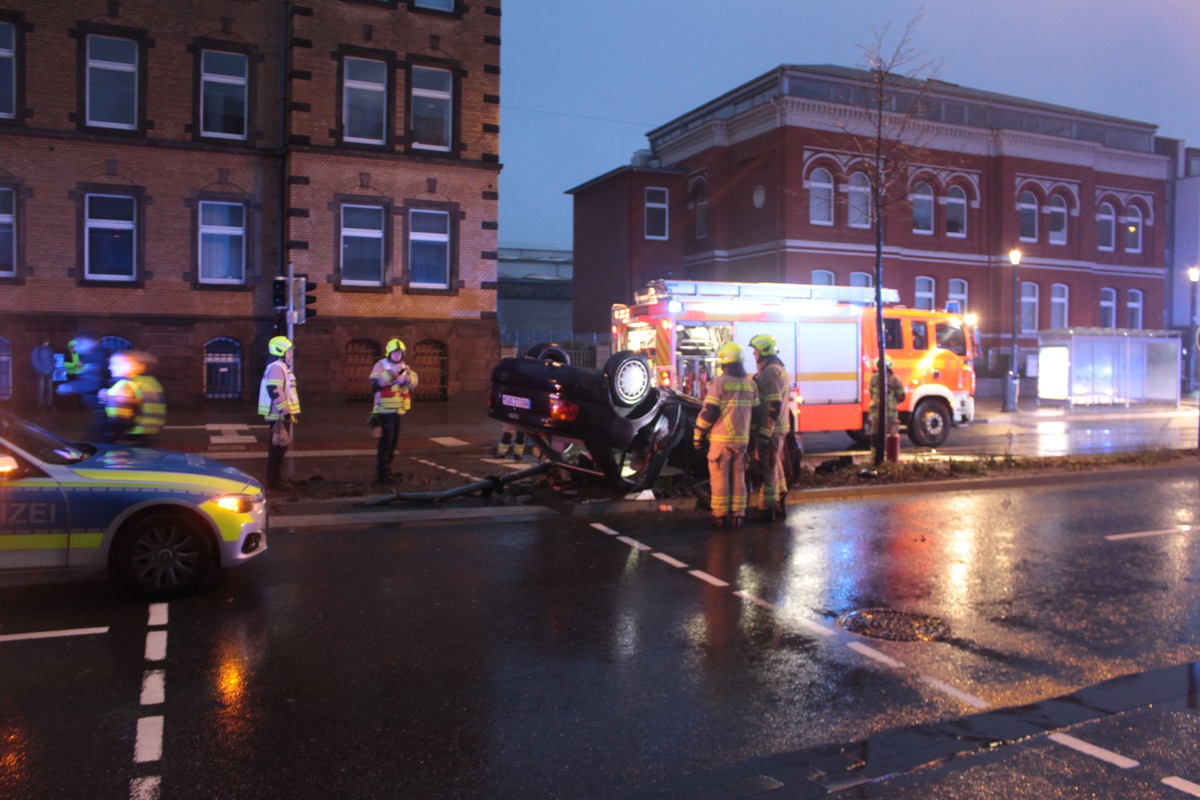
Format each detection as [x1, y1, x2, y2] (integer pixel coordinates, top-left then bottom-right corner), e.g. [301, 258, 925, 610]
[215, 494, 256, 514]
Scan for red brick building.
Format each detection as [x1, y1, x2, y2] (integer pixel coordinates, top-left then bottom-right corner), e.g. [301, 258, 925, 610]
[570, 65, 1169, 377]
[0, 0, 501, 409]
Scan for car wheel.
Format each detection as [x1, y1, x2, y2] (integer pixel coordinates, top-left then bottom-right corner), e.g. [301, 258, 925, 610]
[526, 343, 571, 364]
[604, 350, 652, 408]
[118, 512, 212, 598]
[907, 398, 951, 447]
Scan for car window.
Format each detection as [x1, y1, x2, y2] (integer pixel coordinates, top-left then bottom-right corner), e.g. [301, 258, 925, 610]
[0, 411, 92, 464]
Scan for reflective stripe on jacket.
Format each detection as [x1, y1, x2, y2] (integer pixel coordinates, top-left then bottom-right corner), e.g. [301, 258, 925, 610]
[753, 359, 788, 439]
[369, 357, 419, 414]
[258, 360, 300, 420]
[695, 373, 759, 447]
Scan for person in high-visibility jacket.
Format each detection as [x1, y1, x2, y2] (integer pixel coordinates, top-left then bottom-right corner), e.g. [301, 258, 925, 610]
[100, 351, 166, 444]
[368, 338, 419, 485]
[749, 333, 789, 522]
[258, 335, 300, 491]
[693, 341, 760, 529]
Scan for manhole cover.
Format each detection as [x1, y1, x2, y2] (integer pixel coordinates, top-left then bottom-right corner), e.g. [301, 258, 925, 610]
[837, 608, 950, 642]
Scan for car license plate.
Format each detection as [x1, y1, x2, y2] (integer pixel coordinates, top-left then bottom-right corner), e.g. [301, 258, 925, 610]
[501, 393, 531, 410]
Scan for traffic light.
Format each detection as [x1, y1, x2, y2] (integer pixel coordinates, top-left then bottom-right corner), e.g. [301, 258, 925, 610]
[272, 277, 291, 311]
[293, 276, 318, 323]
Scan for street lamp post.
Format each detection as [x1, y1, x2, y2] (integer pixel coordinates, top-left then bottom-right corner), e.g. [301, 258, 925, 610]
[1188, 266, 1199, 395]
[1003, 248, 1022, 413]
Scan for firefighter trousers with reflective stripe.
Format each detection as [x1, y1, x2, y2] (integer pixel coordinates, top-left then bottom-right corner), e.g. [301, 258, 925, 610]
[754, 433, 786, 510]
[708, 442, 748, 518]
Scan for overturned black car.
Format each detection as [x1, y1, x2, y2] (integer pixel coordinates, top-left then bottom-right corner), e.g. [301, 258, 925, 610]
[488, 345, 701, 490]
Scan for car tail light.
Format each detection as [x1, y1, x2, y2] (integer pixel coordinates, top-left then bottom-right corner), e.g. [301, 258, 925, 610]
[549, 396, 579, 421]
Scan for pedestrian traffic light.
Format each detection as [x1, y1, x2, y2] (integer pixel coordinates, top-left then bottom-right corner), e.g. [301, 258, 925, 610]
[293, 277, 318, 323]
[272, 277, 291, 312]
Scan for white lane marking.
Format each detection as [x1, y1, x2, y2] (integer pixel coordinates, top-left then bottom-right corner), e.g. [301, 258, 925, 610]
[1164, 776, 1200, 796]
[688, 570, 729, 587]
[652, 552, 688, 569]
[847, 641, 905, 669]
[148, 604, 168, 627]
[793, 617, 838, 638]
[616, 536, 651, 551]
[140, 670, 165, 706]
[130, 776, 161, 800]
[144, 630, 167, 662]
[431, 437, 470, 447]
[590, 523, 621, 536]
[920, 674, 990, 709]
[1106, 525, 1191, 541]
[0, 626, 108, 643]
[1048, 733, 1139, 768]
[134, 716, 164, 762]
[734, 590, 774, 610]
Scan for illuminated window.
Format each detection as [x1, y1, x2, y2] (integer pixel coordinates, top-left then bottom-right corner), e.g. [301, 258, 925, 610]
[1122, 206, 1142, 253]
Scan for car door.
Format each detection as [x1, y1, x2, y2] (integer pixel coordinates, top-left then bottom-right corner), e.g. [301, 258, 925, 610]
[0, 448, 71, 569]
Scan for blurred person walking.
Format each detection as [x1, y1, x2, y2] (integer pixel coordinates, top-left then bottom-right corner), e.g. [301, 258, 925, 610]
[30, 338, 54, 410]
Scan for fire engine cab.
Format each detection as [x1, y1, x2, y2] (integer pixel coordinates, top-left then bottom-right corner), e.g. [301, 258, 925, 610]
[612, 280, 977, 448]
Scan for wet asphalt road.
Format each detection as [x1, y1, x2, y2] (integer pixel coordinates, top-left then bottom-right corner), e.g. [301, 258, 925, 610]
[2, 465, 1199, 799]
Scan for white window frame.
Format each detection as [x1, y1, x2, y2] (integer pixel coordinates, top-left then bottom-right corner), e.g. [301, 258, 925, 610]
[1020, 282, 1039, 333]
[914, 276, 935, 309]
[911, 182, 934, 234]
[1050, 283, 1069, 328]
[694, 184, 707, 240]
[850, 271, 873, 288]
[945, 185, 966, 238]
[947, 278, 968, 314]
[644, 187, 668, 240]
[811, 269, 834, 286]
[198, 201, 246, 285]
[200, 50, 248, 140]
[85, 193, 136, 281]
[408, 208, 450, 289]
[1127, 289, 1144, 329]
[86, 35, 137, 130]
[1099, 287, 1116, 328]
[340, 204, 385, 286]
[1122, 206, 1143, 254]
[343, 57, 387, 145]
[1048, 196, 1068, 245]
[808, 167, 833, 226]
[1096, 202, 1115, 251]
[0, 22, 14, 120]
[1018, 190, 1038, 242]
[0, 186, 13, 277]
[414, 0, 455, 9]
[847, 172, 871, 228]
[410, 65, 452, 152]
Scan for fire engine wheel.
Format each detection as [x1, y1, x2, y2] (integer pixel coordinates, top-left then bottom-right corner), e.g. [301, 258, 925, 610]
[604, 350, 653, 408]
[907, 399, 951, 448]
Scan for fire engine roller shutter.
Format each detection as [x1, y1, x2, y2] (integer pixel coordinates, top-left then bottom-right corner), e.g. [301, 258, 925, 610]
[794, 321, 860, 404]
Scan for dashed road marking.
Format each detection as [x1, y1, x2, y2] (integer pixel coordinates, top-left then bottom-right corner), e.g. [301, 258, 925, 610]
[1047, 733, 1139, 768]
[1106, 525, 1192, 541]
[144, 630, 167, 661]
[652, 552, 688, 569]
[1164, 776, 1200, 797]
[920, 674, 989, 709]
[617, 535, 651, 551]
[140, 671, 165, 706]
[733, 590, 773, 610]
[0, 626, 108, 643]
[134, 716, 163, 762]
[129, 776, 161, 800]
[688, 569, 729, 587]
[847, 641, 905, 669]
[431, 437, 470, 447]
[590, 523, 621, 536]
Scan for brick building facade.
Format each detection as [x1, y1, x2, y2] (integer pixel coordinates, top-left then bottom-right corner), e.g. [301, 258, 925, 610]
[0, 0, 501, 410]
[570, 65, 1170, 377]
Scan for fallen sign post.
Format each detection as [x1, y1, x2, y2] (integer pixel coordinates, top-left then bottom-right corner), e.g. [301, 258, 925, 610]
[357, 462, 551, 507]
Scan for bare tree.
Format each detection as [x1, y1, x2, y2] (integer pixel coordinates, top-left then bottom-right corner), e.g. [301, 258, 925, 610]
[837, 12, 942, 465]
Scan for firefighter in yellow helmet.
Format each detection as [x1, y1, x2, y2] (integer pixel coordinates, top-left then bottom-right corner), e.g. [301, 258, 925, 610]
[100, 350, 166, 444]
[258, 335, 300, 491]
[748, 333, 789, 522]
[692, 341, 760, 529]
[868, 355, 906, 460]
[368, 338, 419, 485]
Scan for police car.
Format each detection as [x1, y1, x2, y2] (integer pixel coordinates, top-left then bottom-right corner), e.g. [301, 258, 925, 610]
[0, 409, 266, 597]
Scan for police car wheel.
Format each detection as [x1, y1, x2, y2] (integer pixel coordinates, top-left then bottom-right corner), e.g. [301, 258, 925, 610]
[119, 512, 212, 597]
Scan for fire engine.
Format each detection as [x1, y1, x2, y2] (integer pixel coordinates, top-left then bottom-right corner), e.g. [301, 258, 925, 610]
[611, 280, 977, 447]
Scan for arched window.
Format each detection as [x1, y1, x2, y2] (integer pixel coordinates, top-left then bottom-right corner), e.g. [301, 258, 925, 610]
[848, 172, 871, 228]
[0, 336, 11, 401]
[1096, 202, 1115, 251]
[914, 276, 935, 310]
[1020, 283, 1039, 333]
[203, 337, 242, 400]
[409, 339, 448, 401]
[811, 269, 834, 286]
[1123, 206, 1143, 253]
[947, 278, 968, 314]
[1048, 196, 1067, 245]
[1050, 283, 1069, 328]
[849, 271, 873, 288]
[1127, 289, 1144, 329]
[945, 185, 967, 237]
[693, 183, 707, 240]
[343, 339, 381, 401]
[808, 167, 833, 225]
[911, 182, 934, 234]
[1018, 191, 1038, 241]
[100, 335, 132, 357]
[1099, 287, 1117, 328]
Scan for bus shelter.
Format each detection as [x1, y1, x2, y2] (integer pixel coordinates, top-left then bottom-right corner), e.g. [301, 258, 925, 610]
[1036, 328, 1180, 407]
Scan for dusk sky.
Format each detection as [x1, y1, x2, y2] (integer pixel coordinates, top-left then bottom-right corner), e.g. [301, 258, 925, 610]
[498, 0, 1200, 249]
